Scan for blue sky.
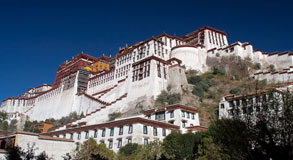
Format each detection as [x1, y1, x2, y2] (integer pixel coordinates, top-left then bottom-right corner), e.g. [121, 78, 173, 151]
[0, 0, 292, 101]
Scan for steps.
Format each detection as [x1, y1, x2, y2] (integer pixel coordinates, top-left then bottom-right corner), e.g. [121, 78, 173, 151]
[54, 93, 128, 131]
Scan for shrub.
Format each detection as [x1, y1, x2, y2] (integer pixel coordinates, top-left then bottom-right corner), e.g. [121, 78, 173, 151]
[156, 91, 169, 105]
[167, 93, 181, 105]
[207, 91, 215, 99]
[254, 63, 261, 70]
[234, 74, 240, 80]
[108, 112, 122, 121]
[167, 85, 172, 91]
[156, 91, 181, 106]
[23, 120, 41, 133]
[217, 88, 225, 94]
[229, 87, 241, 95]
[269, 64, 276, 72]
[119, 143, 141, 156]
[192, 86, 205, 99]
[0, 111, 7, 120]
[213, 67, 225, 75]
[47, 112, 81, 131]
[187, 75, 202, 85]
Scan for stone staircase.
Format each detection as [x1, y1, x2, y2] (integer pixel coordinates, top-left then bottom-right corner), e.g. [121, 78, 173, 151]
[55, 93, 128, 131]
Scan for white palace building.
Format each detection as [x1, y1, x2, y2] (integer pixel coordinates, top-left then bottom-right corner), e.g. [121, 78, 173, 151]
[1, 26, 293, 159]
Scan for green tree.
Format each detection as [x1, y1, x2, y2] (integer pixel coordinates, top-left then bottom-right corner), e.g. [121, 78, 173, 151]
[156, 91, 181, 106]
[0, 111, 7, 120]
[5, 143, 50, 160]
[118, 143, 141, 157]
[208, 119, 250, 160]
[8, 119, 17, 132]
[163, 131, 197, 160]
[5, 146, 22, 160]
[230, 89, 293, 160]
[73, 138, 116, 160]
[108, 112, 122, 121]
[198, 137, 230, 160]
[135, 141, 169, 160]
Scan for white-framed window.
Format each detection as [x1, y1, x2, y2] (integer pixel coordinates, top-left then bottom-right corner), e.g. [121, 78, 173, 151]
[85, 131, 89, 139]
[102, 129, 105, 137]
[162, 128, 166, 136]
[143, 125, 148, 134]
[170, 111, 174, 118]
[117, 139, 122, 148]
[77, 132, 81, 140]
[182, 111, 185, 117]
[153, 127, 157, 136]
[127, 138, 132, 144]
[144, 138, 149, 146]
[108, 140, 113, 149]
[119, 126, 123, 135]
[128, 125, 133, 134]
[94, 130, 98, 138]
[110, 128, 114, 136]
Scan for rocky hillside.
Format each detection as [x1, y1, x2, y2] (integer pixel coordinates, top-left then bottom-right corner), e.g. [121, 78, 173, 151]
[153, 55, 272, 127]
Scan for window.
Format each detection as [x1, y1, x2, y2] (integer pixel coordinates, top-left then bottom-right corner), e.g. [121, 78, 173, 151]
[157, 64, 161, 78]
[170, 111, 174, 118]
[192, 113, 195, 120]
[77, 132, 81, 140]
[108, 140, 113, 149]
[128, 125, 133, 134]
[162, 129, 166, 136]
[102, 129, 105, 137]
[119, 126, 123, 135]
[117, 139, 122, 148]
[110, 128, 114, 136]
[153, 127, 157, 136]
[182, 121, 186, 128]
[182, 111, 185, 117]
[230, 47, 234, 52]
[221, 104, 225, 109]
[127, 138, 132, 144]
[70, 133, 73, 140]
[144, 138, 149, 146]
[187, 112, 190, 119]
[155, 113, 165, 121]
[94, 130, 98, 138]
[85, 131, 89, 139]
[143, 125, 148, 134]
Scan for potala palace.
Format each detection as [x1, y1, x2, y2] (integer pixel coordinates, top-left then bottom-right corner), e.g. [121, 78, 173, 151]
[1, 26, 293, 159]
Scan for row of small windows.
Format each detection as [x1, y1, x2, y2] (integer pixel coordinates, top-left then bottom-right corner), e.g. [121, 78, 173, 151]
[157, 63, 167, 79]
[181, 111, 196, 120]
[107, 138, 132, 149]
[72, 125, 134, 140]
[116, 64, 131, 79]
[208, 31, 226, 47]
[160, 37, 184, 48]
[146, 111, 174, 120]
[89, 76, 114, 88]
[37, 87, 62, 102]
[132, 61, 151, 82]
[89, 72, 115, 88]
[58, 125, 168, 142]
[117, 43, 151, 66]
[117, 54, 132, 66]
[143, 125, 166, 136]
